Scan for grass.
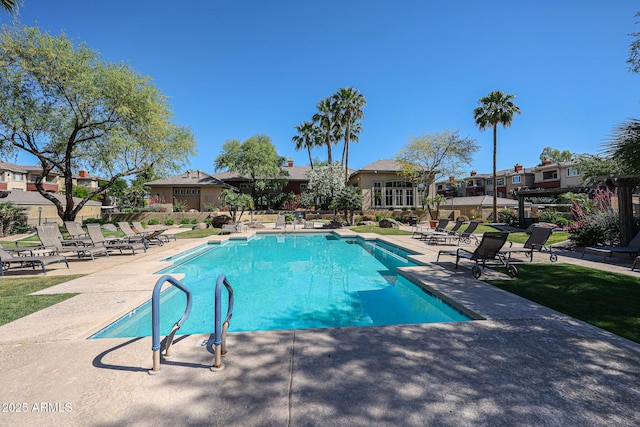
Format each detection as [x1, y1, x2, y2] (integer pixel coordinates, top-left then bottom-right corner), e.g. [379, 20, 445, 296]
[350, 225, 413, 235]
[0, 275, 83, 326]
[486, 263, 640, 344]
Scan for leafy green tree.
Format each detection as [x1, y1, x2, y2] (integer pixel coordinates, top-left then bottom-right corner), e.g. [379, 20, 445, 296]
[292, 121, 321, 169]
[330, 187, 363, 225]
[305, 162, 345, 209]
[395, 129, 479, 208]
[605, 119, 640, 176]
[332, 87, 366, 183]
[539, 146, 573, 163]
[214, 134, 288, 207]
[220, 189, 254, 222]
[0, 202, 27, 236]
[0, 26, 196, 221]
[473, 90, 521, 222]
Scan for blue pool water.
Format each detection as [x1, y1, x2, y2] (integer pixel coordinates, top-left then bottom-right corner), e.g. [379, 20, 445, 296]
[91, 233, 470, 338]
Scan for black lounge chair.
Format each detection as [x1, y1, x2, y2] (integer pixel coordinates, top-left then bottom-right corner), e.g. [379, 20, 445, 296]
[581, 231, 640, 263]
[501, 225, 557, 262]
[0, 247, 69, 276]
[437, 231, 516, 278]
[427, 221, 480, 245]
[416, 218, 449, 240]
[86, 223, 147, 255]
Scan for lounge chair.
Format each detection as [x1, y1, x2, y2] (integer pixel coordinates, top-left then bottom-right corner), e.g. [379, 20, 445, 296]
[64, 221, 89, 239]
[501, 225, 557, 262]
[426, 221, 480, 245]
[437, 231, 516, 278]
[86, 223, 147, 255]
[220, 223, 239, 235]
[581, 231, 640, 263]
[51, 224, 91, 247]
[303, 221, 316, 229]
[131, 221, 176, 243]
[274, 214, 286, 229]
[632, 256, 640, 272]
[0, 247, 68, 276]
[118, 221, 163, 246]
[36, 225, 109, 261]
[416, 219, 449, 240]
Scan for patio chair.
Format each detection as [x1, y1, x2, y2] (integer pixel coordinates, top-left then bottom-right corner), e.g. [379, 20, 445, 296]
[86, 223, 147, 255]
[416, 218, 449, 240]
[118, 222, 163, 246]
[52, 224, 91, 247]
[501, 225, 557, 262]
[274, 214, 286, 229]
[64, 221, 89, 239]
[632, 255, 640, 272]
[304, 221, 316, 229]
[427, 221, 480, 245]
[131, 221, 176, 243]
[220, 223, 239, 235]
[0, 247, 69, 276]
[581, 230, 640, 263]
[36, 225, 109, 261]
[437, 231, 516, 278]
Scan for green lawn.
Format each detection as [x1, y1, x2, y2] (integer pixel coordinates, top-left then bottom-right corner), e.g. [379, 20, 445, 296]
[0, 275, 83, 326]
[350, 225, 413, 235]
[486, 264, 640, 344]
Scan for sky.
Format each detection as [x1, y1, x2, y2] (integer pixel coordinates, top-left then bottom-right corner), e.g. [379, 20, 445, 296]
[3, 0, 640, 178]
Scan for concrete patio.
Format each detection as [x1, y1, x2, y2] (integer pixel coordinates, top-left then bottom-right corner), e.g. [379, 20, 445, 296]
[0, 229, 639, 426]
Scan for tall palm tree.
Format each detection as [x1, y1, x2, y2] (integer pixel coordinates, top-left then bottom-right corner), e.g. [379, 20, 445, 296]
[292, 121, 320, 169]
[312, 97, 339, 164]
[333, 87, 366, 184]
[473, 90, 521, 222]
[1, 0, 21, 13]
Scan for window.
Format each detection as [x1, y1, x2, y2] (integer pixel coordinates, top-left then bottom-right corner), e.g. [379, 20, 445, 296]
[406, 189, 413, 206]
[300, 184, 307, 190]
[467, 180, 474, 186]
[566, 168, 580, 177]
[512, 175, 521, 184]
[385, 189, 393, 206]
[543, 170, 558, 180]
[486, 178, 493, 185]
[437, 184, 443, 191]
[497, 178, 504, 186]
[239, 183, 252, 189]
[12, 173, 24, 181]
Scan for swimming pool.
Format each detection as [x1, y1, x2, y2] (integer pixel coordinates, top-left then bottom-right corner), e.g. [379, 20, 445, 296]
[91, 233, 471, 338]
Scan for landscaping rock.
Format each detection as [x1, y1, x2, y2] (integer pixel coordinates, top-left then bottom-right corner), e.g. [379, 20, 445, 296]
[358, 220, 377, 226]
[192, 223, 208, 230]
[379, 218, 399, 229]
[208, 215, 233, 228]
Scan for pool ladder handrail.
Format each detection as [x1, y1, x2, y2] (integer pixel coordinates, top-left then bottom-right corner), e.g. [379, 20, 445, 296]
[212, 274, 234, 371]
[149, 275, 193, 374]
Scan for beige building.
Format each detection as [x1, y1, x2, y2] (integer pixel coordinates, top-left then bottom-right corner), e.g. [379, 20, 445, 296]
[146, 170, 235, 212]
[534, 159, 583, 189]
[349, 159, 435, 211]
[0, 161, 60, 193]
[1, 190, 101, 226]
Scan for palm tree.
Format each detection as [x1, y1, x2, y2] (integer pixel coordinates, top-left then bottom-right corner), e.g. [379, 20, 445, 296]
[333, 87, 366, 184]
[312, 97, 339, 164]
[1, 0, 21, 13]
[473, 90, 521, 222]
[292, 121, 320, 169]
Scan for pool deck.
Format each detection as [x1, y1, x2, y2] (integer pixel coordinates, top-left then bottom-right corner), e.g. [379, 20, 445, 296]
[0, 227, 639, 426]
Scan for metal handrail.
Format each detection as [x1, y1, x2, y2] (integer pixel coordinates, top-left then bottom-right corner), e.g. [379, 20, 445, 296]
[149, 275, 192, 374]
[211, 274, 234, 371]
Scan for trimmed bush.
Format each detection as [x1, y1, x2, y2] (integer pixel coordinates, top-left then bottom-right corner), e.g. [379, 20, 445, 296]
[164, 218, 175, 226]
[148, 218, 160, 225]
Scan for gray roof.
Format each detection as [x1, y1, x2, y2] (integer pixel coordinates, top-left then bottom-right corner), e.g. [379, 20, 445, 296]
[146, 170, 232, 188]
[213, 165, 314, 181]
[0, 161, 44, 173]
[1, 190, 101, 206]
[354, 159, 404, 173]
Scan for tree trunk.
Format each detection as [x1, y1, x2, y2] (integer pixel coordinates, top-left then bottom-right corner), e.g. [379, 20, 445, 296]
[492, 123, 498, 222]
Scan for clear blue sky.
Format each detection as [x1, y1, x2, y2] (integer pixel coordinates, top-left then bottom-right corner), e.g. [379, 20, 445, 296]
[5, 0, 640, 177]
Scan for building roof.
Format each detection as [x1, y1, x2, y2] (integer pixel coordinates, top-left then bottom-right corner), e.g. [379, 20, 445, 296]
[1, 190, 101, 206]
[213, 165, 315, 181]
[0, 161, 46, 174]
[146, 169, 233, 188]
[353, 159, 404, 173]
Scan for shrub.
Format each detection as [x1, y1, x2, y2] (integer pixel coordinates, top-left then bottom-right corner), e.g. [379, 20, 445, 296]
[83, 218, 104, 225]
[173, 200, 188, 213]
[180, 217, 190, 224]
[374, 213, 383, 222]
[457, 215, 469, 222]
[498, 208, 519, 228]
[191, 218, 198, 224]
[148, 218, 160, 225]
[0, 202, 28, 235]
[284, 214, 295, 222]
[569, 210, 619, 247]
[164, 218, 175, 226]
